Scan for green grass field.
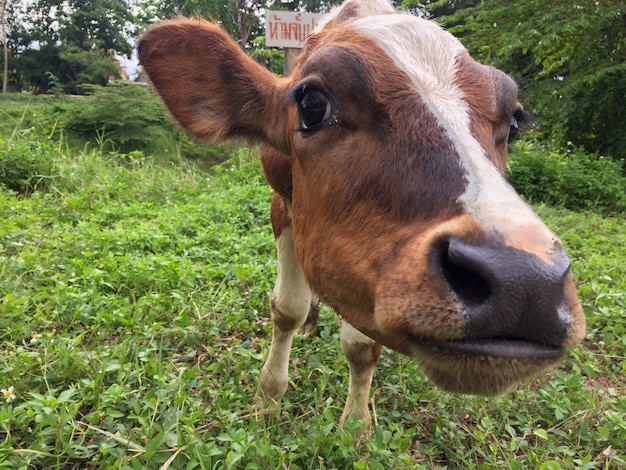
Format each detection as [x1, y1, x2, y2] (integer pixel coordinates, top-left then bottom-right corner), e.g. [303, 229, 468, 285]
[0, 135, 625, 468]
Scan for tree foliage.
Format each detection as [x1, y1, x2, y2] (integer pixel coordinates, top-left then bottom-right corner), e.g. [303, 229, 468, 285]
[431, 0, 626, 158]
[276, 0, 344, 13]
[7, 0, 134, 92]
[3, 0, 624, 159]
[136, 0, 265, 48]
[59, 45, 121, 93]
[59, 0, 134, 56]
[4, 0, 347, 93]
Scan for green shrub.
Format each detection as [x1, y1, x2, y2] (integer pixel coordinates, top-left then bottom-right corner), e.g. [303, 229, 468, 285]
[0, 135, 60, 194]
[51, 81, 173, 154]
[508, 139, 626, 214]
[250, 37, 285, 76]
[0, 95, 55, 142]
[176, 133, 235, 165]
[43, 83, 231, 163]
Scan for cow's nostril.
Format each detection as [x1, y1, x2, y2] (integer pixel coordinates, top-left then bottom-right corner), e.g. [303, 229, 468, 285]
[432, 236, 572, 347]
[438, 239, 492, 306]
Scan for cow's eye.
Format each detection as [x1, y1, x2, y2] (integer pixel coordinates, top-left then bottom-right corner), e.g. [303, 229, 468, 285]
[507, 108, 535, 144]
[296, 85, 334, 131]
[508, 111, 521, 143]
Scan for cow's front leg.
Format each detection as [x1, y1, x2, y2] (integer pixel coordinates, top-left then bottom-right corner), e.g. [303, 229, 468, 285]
[340, 321, 382, 425]
[255, 224, 312, 403]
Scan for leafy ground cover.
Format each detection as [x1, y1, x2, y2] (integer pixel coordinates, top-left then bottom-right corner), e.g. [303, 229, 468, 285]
[0, 134, 625, 469]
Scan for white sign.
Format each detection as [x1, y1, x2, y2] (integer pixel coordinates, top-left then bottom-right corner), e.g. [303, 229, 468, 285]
[266, 11, 324, 48]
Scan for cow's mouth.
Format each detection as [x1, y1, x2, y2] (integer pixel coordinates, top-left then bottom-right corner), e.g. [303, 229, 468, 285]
[426, 338, 564, 360]
[407, 337, 566, 396]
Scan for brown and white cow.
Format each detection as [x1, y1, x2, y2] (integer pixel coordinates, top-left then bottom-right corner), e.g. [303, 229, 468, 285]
[138, 0, 586, 424]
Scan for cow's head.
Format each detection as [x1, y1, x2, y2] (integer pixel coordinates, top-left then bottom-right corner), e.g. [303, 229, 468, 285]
[138, 0, 585, 395]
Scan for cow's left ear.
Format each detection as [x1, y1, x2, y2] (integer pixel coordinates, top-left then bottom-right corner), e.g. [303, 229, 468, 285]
[138, 18, 289, 150]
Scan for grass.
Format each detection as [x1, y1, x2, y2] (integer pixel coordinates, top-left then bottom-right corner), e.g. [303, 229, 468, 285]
[0, 131, 625, 469]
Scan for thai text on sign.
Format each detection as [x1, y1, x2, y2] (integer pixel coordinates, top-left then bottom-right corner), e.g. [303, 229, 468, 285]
[266, 11, 324, 48]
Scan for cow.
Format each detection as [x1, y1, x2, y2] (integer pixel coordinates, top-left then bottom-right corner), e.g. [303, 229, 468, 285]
[138, 0, 586, 425]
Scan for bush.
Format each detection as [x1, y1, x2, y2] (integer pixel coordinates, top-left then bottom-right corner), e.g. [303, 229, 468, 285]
[51, 81, 173, 154]
[47, 82, 230, 163]
[508, 139, 626, 214]
[0, 95, 55, 140]
[0, 135, 60, 194]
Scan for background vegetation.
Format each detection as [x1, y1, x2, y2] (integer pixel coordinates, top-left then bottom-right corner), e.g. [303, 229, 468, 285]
[424, 0, 626, 163]
[0, 88, 233, 165]
[2, 0, 624, 161]
[0, 91, 625, 468]
[0, 0, 625, 467]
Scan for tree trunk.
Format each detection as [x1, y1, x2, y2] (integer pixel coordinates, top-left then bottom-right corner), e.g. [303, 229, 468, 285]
[1, 0, 7, 93]
[236, 0, 259, 49]
[237, 0, 249, 48]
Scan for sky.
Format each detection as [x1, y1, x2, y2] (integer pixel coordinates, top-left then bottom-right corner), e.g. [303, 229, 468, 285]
[117, 51, 140, 80]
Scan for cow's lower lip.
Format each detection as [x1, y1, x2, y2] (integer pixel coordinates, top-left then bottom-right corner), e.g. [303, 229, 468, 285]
[427, 339, 563, 360]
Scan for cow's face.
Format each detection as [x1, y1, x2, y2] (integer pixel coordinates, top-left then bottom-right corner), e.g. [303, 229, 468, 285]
[138, 0, 585, 396]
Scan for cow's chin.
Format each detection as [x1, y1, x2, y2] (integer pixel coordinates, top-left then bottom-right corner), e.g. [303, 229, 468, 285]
[409, 340, 565, 396]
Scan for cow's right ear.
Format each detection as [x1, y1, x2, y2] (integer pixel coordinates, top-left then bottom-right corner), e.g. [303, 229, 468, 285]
[138, 19, 289, 150]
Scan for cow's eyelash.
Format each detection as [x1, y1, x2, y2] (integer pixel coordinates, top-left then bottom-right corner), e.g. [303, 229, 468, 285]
[508, 108, 537, 144]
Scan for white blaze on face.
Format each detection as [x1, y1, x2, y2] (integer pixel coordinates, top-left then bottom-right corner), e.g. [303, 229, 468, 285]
[346, 9, 553, 247]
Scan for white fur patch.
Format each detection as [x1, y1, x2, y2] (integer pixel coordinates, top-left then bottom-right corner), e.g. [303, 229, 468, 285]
[341, 320, 376, 346]
[348, 7, 545, 235]
[273, 225, 312, 321]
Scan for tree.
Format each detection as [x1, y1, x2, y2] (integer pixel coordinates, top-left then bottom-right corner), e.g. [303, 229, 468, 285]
[274, 0, 344, 14]
[58, 0, 134, 91]
[432, 0, 626, 158]
[0, 0, 30, 92]
[9, 0, 134, 92]
[59, 45, 121, 93]
[1, 0, 7, 93]
[137, 0, 264, 48]
[59, 0, 134, 56]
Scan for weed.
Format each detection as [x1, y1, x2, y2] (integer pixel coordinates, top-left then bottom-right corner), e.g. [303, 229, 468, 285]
[508, 138, 626, 214]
